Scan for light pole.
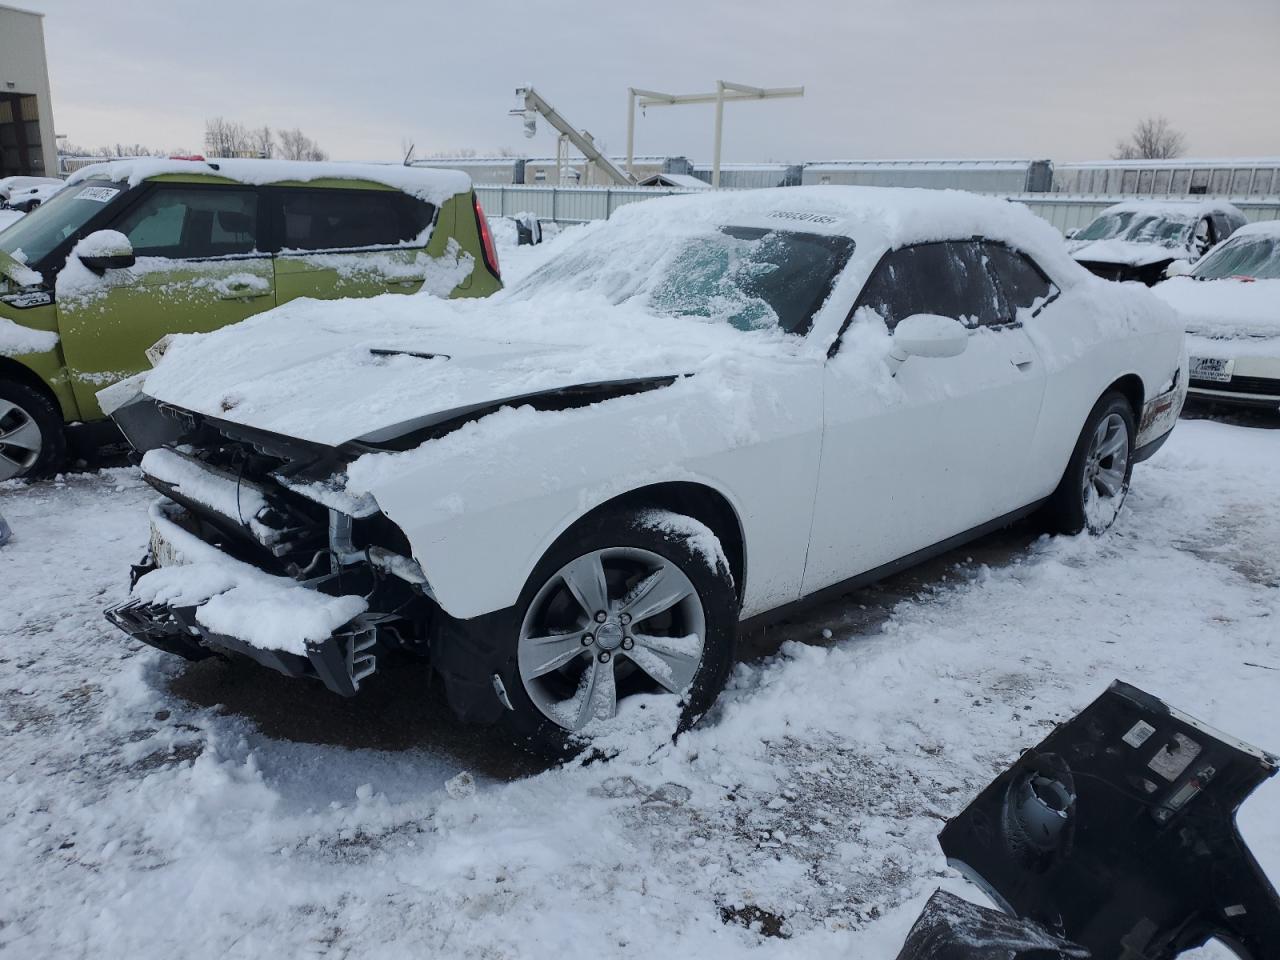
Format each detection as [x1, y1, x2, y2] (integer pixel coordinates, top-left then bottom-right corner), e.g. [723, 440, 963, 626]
[627, 81, 804, 187]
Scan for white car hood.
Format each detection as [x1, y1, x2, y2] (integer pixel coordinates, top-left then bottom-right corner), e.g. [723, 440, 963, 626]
[1068, 238, 1188, 268]
[141, 291, 794, 447]
[1152, 276, 1280, 340]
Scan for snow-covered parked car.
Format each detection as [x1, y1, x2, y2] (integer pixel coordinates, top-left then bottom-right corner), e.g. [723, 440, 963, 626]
[1153, 221, 1280, 410]
[0, 175, 64, 212]
[1067, 199, 1245, 285]
[104, 186, 1188, 755]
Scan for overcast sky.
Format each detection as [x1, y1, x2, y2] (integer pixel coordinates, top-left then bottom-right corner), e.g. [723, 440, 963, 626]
[22, 0, 1280, 165]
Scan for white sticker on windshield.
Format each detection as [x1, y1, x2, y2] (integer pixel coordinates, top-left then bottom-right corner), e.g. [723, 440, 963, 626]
[75, 186, 120, 203]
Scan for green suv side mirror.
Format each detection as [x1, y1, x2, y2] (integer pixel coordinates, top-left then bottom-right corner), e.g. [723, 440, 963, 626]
[77, 230, 136, 275]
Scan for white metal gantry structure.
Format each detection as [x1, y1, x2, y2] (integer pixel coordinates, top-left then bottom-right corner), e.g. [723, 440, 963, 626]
[627, 81, 804, 188]
[512, 86, 635, 187]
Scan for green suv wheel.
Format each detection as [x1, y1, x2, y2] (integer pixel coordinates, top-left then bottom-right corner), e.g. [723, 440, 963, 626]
[0, 380, 65, 481]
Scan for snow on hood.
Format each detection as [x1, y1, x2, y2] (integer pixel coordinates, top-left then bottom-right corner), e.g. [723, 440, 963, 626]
[1153, 275, 1280, 339]
[67, 157, 472, 207]
[140, 289, 799, 448]
[1068, 238, 1187, 267]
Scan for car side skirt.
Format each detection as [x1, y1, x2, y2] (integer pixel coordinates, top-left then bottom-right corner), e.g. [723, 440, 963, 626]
[738, 498, 1049, 634]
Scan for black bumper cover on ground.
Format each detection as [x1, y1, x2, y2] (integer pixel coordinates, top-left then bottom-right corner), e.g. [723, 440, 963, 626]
[939, 679, 1280, 959]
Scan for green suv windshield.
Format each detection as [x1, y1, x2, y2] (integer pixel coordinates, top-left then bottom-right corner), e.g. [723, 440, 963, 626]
[0, 181, 126, 276]
[1191, 234, 1280, 280]
[1074, 211, 1194, 248]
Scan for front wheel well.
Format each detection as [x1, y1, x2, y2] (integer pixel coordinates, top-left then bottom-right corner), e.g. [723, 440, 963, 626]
[567, 482, 746, 602]
[0, 358, 62, 409]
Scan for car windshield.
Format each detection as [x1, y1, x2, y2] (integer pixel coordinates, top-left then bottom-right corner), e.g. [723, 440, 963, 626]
[514, 225, 854, 336]
[0, 180, 126, 273]
[1073, 210, 1195, 249]
[1191, 233, 1280, 280]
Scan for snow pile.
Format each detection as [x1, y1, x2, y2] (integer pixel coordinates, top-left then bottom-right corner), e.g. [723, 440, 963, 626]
[1154, 276, 1280, 339]
[0, 209, 24, 232]
[1, 421, 1279, 958]
[0, 316, 58, 357]
[131, 501, 367, 655]
[68, 157, 472, 207]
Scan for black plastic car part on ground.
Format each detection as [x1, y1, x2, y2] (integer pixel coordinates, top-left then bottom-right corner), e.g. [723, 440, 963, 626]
[938, 680, 1280, 960]
[894, 890, 1088, 960]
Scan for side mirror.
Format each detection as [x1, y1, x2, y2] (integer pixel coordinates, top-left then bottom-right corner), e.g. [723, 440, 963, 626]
[1163, 259, 1193, 279]
[890, 314, 969, 373]
[1064, 228, 1079, 240]
[76, 230, 135, 275]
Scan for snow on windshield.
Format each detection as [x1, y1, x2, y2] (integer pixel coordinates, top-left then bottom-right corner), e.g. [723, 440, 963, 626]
[1074, 210, 1193, 249]
[511, 223, 853, 336]
[1193, 233, 1280, 280]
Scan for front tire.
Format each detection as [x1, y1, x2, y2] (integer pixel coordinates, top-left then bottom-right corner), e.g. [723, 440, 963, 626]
[0, 380, 66, 481]
[500, 508, 737, 757]
[1045, 392, 1135, 535]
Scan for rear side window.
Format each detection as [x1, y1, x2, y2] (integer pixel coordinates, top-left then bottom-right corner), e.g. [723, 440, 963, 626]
[980, 244, 1057, 320]
[110, 185, 259, 259]
[275, 189, 435, 252]
[854, 241, 1003, 331]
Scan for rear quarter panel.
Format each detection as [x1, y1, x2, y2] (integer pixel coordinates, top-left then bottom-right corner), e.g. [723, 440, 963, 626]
[1021, 275, 1184, 497]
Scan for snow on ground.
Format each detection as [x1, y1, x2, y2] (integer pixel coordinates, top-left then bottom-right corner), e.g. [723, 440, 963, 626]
[0, 209, 23, 233]
[489, 216, 580, 285]
[1, 417, 1278, 959]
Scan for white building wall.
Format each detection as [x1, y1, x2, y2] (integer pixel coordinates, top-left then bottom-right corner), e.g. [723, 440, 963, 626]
[0, 4, 57, 177]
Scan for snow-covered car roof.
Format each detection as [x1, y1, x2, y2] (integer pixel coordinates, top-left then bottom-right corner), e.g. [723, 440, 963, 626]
[67, 157, 472, 206]
[602, 185, 1079, 273]
[1093, 198, 1245, 220]
[1228, 220, 1280, 239]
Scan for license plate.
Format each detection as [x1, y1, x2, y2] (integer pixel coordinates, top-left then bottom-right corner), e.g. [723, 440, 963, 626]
[1189, 356, 1233, 383]
[149, 522, 184, 569]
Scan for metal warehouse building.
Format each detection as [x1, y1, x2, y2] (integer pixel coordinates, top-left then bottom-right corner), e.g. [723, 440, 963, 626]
[0, 4, 57, 178]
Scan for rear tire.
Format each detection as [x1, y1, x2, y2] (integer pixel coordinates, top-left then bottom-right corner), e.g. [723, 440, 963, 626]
[0, 379, 66, 481]
[498, 508, 737, 758]
[1045, 392, 1135, 535]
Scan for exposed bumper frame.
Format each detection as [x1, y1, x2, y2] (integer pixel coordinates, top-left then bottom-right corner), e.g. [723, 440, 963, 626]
[104, 558, 386, 697]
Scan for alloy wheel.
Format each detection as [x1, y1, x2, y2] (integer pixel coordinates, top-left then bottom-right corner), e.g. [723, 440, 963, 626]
[0, 398, 42, 481]
[517, 546, 706, 733]
[1080, 412, 1129, 531]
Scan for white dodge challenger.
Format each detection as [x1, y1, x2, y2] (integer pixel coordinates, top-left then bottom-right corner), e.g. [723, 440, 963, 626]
[104, 187, 1187, 754]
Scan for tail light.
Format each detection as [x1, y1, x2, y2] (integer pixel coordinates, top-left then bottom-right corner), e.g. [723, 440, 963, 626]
[473, 193, 501, 280]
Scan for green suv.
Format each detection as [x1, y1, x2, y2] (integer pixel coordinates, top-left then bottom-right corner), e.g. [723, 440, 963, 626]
[0, 157, 502, 481]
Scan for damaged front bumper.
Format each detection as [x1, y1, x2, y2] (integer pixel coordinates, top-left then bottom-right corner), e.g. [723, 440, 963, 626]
[103, 493, 425, 697]
[105, 575, 387, 698]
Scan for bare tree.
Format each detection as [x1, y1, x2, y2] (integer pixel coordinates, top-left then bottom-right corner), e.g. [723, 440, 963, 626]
[1113, 115, 1187, 160]
[204, 117, 251, 158]
[277, 127, 327, 162]
[248, 125, 274, 159]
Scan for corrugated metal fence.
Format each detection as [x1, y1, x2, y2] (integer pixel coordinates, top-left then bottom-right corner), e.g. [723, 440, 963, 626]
[476, 184, 1280, 234]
